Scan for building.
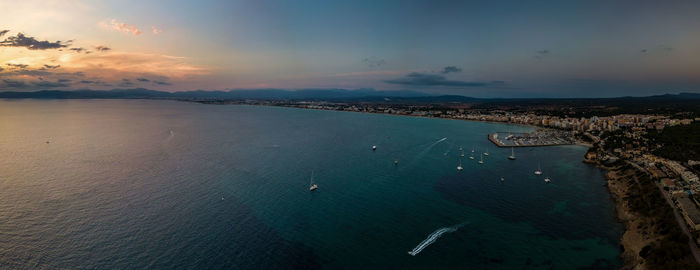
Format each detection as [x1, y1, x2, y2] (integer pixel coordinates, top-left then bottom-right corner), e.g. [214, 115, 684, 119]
[677, 195, 700, 231]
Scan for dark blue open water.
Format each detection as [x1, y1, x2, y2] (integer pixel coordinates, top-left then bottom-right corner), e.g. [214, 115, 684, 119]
[0, 99, 622, 269]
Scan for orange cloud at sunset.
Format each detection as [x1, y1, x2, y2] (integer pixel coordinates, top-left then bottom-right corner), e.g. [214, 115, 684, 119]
[101, 19, 142, 35]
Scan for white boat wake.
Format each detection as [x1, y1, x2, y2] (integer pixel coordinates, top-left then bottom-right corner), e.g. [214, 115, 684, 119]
[408, 222, 467, 256]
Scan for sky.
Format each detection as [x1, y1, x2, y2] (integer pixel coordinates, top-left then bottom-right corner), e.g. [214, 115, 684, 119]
[1, 0, 700, 97]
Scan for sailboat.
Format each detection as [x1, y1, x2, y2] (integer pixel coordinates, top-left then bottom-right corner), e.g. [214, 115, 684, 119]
[534, 163, 543, 175]
[483, 150, 489, 156]
[471, 146, 475, 153]
[508, 147, 516, 160]
[309, 171, 318, 191]
[457, 159, 463, 171]
[394, 158, 399, 165]
[460, 149, 465, 157]
[469, 152, 475, 160]
[372, 145, 377, 151]
[544, 176, 551, 183]
[478, 154, 484, 164]
[500, 177, 505, 182]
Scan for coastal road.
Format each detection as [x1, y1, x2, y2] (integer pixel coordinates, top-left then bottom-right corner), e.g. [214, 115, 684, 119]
[625, 160, 700, 264]
[654, 181, 700, 264]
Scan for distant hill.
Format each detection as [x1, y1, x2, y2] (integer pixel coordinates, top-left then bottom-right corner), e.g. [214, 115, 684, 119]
[0, 88, 429, 100]
[0, 89, 698, 115]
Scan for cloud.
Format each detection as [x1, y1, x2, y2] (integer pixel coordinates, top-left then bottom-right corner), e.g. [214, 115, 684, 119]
[153, 80, 172, 85]
[362, 57, 386, 68]
[33, 80, 70, 88]
[136, 77, 150, 82]
[640, 46, 673, 55]
[440, 66, 462, 74]
[2, 79, 27, 88]
[119, 78, 134, 87]
[43, 64, 61, 69]
[101, 19, 142, 35]
[78, 80, 111, 86]
[0, 30, 9, 37]
[94, 45, 111, 52]
[6, 63, 29, 69]
[70, 47, 85, 53]
[0, 67, 3, 72]
[0, 33, 69, 50]
[58, 79, 71, 83]
[535, 49, 550, 59]
[152, 27, 162, 35]
[384, 72, 502, 87]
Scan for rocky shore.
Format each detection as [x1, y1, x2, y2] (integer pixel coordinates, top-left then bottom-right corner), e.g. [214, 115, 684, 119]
[587, 154, 700, 269]
[605, 167, 656, 269]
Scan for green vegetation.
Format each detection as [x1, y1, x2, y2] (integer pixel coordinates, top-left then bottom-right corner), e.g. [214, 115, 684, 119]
[647, 122, 700, 162]
[616, 164, 700, 269]
[599, 130, 630, 151]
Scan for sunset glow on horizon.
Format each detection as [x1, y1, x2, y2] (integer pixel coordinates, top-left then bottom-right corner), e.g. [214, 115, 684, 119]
[2, 0, 700, 97]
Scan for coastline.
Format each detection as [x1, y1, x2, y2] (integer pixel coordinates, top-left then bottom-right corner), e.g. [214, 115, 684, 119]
[585, 154, 700, 269]
[205, 101, 652, 268]
[602, 165, 653, 269]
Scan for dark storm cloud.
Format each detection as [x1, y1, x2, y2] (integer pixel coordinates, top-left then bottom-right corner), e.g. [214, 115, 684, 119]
[70, 47, 85, 53]
[43, 64, 61, 69]
[0, 30, 9, 37]
[58, 79, 71, 83]
[0, 33, 69, 50]
[94, 45, 111, 52]
[6, 63, 28, 69]
[384, 72, 501, 87]
[362, 57, 386, 68]
[136, 78, 150, 82]
[440, 66, 462, 74]
[153, 80, 172, 85]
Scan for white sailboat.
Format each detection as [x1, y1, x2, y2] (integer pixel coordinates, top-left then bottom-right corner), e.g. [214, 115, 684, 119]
[460, 149, 465, 157]
[544, 177, 551, 183]
[457, 159, 463, 171]
[534, 163, 542, 175]
[500, 177, 504, 182]
[508, 147, 516, 160]
[469, 151, 475, 160]
[471, 146, 475, 153]
[309, 171, 318, 191]
[372, 145, 377, 151]
[478, 153, 484, 164]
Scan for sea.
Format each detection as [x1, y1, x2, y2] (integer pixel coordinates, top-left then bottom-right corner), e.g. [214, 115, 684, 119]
[0, 99, 623, 269]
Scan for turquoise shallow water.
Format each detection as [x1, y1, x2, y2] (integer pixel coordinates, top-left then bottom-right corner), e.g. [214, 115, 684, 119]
[0, 99, 622, 269]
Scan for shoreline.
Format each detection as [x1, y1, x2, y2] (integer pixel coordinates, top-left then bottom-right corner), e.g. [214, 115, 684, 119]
[601, 164, 652, 269]
[207, 101, 638, 267]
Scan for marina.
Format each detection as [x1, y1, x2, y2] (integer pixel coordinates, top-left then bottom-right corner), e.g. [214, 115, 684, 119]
[488, 130, 576, 147]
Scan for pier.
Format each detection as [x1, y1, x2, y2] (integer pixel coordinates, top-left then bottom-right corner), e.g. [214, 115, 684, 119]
[488, 131, 575, 147]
